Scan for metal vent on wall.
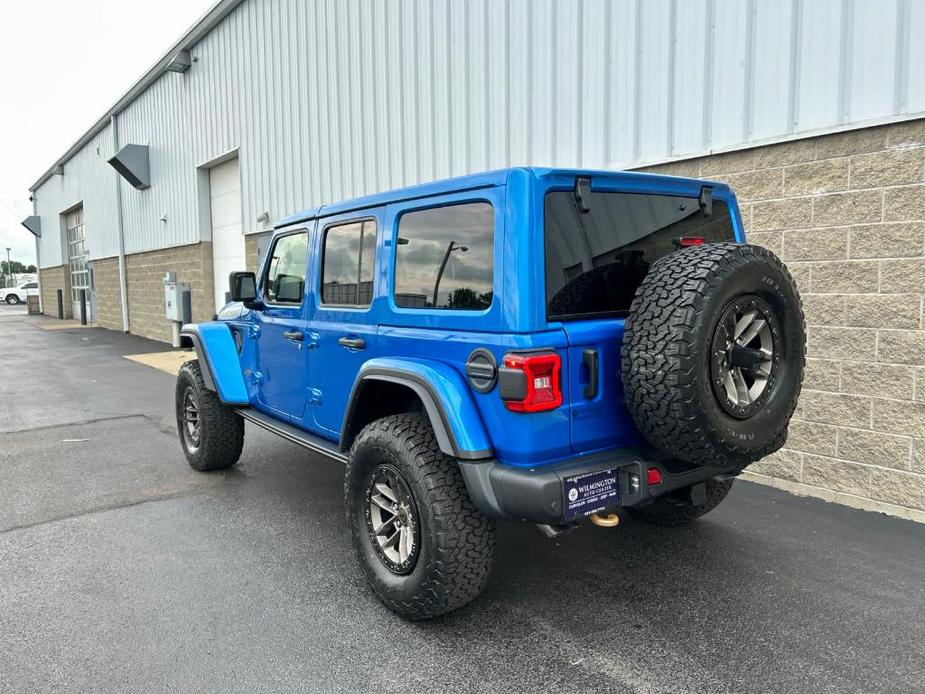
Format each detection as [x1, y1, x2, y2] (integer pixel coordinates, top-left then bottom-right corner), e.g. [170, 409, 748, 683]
[107, 144, 150, 190]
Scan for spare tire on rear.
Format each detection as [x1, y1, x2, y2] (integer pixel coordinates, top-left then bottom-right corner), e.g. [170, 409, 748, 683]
[621, 242, 805, 470]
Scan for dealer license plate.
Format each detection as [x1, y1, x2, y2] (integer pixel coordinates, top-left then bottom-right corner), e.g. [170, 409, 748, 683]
[563, 468, 620, 520]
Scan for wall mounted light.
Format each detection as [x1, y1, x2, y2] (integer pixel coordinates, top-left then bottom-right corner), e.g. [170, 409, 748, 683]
[165, 50, 192, 73]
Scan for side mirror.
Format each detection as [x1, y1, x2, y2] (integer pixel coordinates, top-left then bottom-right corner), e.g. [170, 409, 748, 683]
[229, 271, 262, 309]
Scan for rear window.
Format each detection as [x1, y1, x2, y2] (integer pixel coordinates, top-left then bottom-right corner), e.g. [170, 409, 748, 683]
[544, 191, 735, 320]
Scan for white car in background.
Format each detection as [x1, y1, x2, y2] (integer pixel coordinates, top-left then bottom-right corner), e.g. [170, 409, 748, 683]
[1, 282, 39, 305]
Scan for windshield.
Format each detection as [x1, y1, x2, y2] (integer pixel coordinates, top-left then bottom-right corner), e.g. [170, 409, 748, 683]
[544, 190, 735, 320]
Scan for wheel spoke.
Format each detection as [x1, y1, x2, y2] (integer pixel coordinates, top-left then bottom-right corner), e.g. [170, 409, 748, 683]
[373, 515, 396, 535]
[382, 527, 400, 549]
[723, 370, 738, 405]
[736, 318, 767, 348]
[371, 493, 397, 515]
[733, 310, 757, 341]
[731, 367, 750, 405]
[375, 481, 398, 503]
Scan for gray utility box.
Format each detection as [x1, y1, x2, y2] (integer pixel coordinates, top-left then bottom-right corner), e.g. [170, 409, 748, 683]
[163, 273, 191, 323]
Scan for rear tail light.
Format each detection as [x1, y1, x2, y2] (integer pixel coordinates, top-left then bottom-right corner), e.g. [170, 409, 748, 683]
[499, 352, 563, 413]
[647, 468, 663, 485]
[677, 236, 705, 247]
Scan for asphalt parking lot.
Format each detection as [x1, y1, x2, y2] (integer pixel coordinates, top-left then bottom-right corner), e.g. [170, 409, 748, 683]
[2, 313, 924, 694]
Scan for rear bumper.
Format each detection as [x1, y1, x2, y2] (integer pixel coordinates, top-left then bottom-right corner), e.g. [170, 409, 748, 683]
[459, 446, 736, 525]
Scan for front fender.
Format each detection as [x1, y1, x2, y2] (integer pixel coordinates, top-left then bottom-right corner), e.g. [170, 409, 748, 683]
[180, 323, 249, 405]
[342, 357, 493, 460]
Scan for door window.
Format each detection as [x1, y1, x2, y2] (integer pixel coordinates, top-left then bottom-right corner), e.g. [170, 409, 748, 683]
[320, 219, 377, 307]
[394, 202, 494, 310]
[264, 232, 308, 304]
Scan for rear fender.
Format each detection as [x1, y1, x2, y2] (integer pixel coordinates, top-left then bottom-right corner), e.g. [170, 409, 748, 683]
[179, 323, 249, 405]
[341, 357, 493, 461]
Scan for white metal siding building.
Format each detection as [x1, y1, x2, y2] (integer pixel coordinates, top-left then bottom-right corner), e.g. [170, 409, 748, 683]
[31, 0, 924, 272]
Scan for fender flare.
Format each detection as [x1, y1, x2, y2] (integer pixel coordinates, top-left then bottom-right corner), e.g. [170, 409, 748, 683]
[340, 358, 494, 461]
[179, 323, 249, 405]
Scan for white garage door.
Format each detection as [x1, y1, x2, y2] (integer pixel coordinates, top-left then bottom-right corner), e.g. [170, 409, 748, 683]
[210, 158, 245, 312]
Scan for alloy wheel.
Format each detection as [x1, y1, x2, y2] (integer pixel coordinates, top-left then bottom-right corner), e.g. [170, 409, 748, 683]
[710, 295, 782, 418]
[181, 386, 202, 452]
[364, 464, 420, 574]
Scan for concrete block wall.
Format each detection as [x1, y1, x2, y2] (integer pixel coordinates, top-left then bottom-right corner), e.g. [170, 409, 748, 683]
[38, 265, 71, 319]
[91, 257, 123, 331]
[642, 119, 925, 518]
[124, 242, 214, 344]
[244, 232, 270, 273]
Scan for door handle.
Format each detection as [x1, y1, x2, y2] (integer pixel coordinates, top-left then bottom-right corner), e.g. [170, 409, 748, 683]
[283, 330, 303, 342]
[338, 336, 366, 350]
[582, 348, 599, 399]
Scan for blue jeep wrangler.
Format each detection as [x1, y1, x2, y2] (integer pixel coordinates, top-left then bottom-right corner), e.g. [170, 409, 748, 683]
[176, 168, 805, 619]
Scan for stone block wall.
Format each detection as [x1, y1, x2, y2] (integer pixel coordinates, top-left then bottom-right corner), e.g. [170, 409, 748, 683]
[641, 119, 925, 517]
[124, 242, 214, 343]
[39, 265, 71, 319]
[91, 257, 124, 331]
[245, 232, 271, 273]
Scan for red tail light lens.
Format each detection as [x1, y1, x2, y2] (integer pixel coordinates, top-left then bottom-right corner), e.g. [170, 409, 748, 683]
[678, 236, 705, 247]
[502, 352, 563, 413]
[647, 468, 663, 485]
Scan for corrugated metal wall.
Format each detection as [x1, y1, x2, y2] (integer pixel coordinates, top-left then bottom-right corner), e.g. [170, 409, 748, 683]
[34, 125, 119, 267]
[35, 0, 925, 267]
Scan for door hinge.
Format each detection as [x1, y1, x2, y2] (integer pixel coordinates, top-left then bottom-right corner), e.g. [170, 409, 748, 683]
[309, 387, 323, 405]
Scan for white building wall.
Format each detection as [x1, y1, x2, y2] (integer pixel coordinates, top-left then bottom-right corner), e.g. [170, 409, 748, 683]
[34, 125, 118, 266]
[33, 0, 925, 267]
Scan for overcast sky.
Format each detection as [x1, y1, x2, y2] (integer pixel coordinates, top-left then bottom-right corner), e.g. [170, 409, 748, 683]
[0, 0, 215, 265]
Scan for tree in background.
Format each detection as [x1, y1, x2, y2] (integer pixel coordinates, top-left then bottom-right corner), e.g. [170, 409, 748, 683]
[1, 259, 37, 287]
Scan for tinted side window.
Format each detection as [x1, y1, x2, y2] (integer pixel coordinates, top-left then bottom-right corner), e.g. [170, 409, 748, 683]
[394, 202, 494, 310]
[23, 283, 38, 289]
[264, 232, 308, 304]
[545, 192, 734, 319]
[321, 219, 377, 306]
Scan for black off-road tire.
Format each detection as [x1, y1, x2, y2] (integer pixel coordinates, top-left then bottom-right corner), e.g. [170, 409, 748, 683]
[629, 478, 735, 527]
[621, 243, 805, 469]
[175, 360, 244, 471]
[345, 414, 495, 620]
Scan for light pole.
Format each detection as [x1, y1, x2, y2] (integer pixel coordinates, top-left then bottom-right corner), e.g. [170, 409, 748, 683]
[431, 241, 467, 308]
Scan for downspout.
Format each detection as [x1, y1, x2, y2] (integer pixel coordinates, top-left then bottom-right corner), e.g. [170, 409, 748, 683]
[110, 114, 130, 332]
[32, 197, 42, 314]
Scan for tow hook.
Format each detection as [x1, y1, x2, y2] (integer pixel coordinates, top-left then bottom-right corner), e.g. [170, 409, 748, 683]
[589, 512, 620, 528]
